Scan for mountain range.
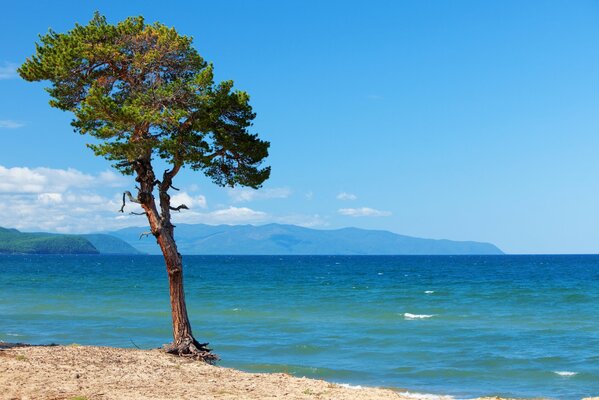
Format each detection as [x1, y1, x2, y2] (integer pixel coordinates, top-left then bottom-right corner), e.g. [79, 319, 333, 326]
[108, 223, 503, 255]
[0, 224, 503, 255]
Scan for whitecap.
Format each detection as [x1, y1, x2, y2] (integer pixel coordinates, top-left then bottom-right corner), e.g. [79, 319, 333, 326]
[404, 313, 435, 320]
[377, 272, 384, 275]
[424, 290, 435, 294]
[554, 371, 578, 377]
[232, 308, 240, 311]
[337, 383, 364, 390]
[397, 391, 455, 400]
[5, 333, 22, 337]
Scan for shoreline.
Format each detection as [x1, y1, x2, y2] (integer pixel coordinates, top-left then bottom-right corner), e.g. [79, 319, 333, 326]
[0, 342, 546, 400]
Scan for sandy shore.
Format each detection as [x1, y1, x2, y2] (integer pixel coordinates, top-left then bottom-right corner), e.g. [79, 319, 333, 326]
[0, 342, 543, 400]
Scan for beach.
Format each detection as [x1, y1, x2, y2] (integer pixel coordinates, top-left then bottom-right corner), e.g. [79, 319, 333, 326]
[0, 343, 521, 400]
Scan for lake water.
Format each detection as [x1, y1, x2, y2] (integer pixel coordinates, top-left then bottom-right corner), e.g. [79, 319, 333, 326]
[1, 255, 598, 399]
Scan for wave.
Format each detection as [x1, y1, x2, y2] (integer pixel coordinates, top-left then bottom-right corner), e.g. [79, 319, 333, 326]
[337, 383, 364, 390]
[424, 290, 435, 294]
[396, 391, 455, 400]
[404, 313, 435, 320]
[338, 385, 455, 400]
[554, 371, 578, 377]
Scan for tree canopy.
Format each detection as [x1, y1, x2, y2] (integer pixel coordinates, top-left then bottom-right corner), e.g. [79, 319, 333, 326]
[19, 12, 270, 187]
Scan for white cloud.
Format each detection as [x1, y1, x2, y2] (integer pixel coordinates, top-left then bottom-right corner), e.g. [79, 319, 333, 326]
[305, 191, 314, 200]
[0, 164, 335, 233]
[172, 207, 328, 228]
[97, 170, 128, 187]
[211, 206, 266, 221]
[0, 165, 139, 233]
[0, 120, 24, 129]
[336, 192, 357, 201]
[228, 187, 291, 202]
[170, 192, 207, 209]
[0, 165, 127, 194]
[0, 191, 131, 233]
[38, 192, 63, 204]
[276, 213, 327, 228]
[173, 206, 267, 225]
[338, 207, 392, 217]
[0, 62, 18, 80]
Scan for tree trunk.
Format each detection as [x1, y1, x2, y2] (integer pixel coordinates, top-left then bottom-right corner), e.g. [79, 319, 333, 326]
[157, 228, 217, 362]
[132, 157, 217, 363]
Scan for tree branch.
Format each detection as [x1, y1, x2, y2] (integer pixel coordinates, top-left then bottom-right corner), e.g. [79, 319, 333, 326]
[119, 190, 141, 213]
[169, 204, 189, 212]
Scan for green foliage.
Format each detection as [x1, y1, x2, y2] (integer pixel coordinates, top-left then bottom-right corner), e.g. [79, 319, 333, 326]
[0, 227, 99, 254]
[19, 12, 269, 188]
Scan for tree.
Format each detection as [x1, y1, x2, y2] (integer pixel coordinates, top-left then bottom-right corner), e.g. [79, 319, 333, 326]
[19, 13, 270, 362]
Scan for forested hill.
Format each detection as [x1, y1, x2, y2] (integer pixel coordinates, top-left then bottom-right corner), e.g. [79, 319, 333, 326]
[0, 227, 141, 255]
[109, 223, 504, 255]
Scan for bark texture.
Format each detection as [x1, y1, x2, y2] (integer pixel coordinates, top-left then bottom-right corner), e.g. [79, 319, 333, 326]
[129, 157, 217, 363]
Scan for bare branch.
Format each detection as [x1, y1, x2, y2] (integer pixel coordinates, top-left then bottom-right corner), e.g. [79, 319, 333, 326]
[170, 184, 180, 191]
[130, 211, 148, 216]
[169, 204, 189, 212]
[139, 231, 152, 239]
[119, 190, 141, 213]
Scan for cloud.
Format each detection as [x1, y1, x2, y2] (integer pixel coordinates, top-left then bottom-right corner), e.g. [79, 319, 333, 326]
[38, 192, 63, 204]
[0, 191, 131, 233]
[338, 207, 392, 217]
[170, 192, 207, 209]
[304, 191, 314, 200]
[336, 192, 357, 201]
[0, 165, 138, 233]
[0, 165, 127, 194]
[0, 62, 18, 80]
[0, 120, 24, 129]
[228, 187, 291, 202]
[97, 170, 129, 187]
[275, 213, 327, 228]
[173, 206, 267, 225]
[0, 165, 330, 232]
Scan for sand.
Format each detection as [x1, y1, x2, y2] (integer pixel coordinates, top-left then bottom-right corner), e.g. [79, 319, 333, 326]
[0, 342, 532, 400]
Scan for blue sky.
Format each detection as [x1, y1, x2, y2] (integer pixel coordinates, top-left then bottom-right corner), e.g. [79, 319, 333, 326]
[1, 1, 599, 253]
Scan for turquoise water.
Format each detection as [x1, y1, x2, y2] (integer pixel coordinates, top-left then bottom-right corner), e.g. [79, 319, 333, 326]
[1, 255, 598, 399]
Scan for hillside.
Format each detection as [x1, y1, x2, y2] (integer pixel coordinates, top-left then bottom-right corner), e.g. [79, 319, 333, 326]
[108, 223, 504, 255]
[82, 234, 142, 255]
[0, 228, 141, 255]
[0, 227, 98, 254]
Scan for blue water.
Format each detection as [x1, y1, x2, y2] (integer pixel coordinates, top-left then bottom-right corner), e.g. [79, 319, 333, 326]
[1, 255, 598, 399]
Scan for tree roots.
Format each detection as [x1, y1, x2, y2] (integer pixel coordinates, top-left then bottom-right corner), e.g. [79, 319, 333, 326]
[164, 336, 219, 364]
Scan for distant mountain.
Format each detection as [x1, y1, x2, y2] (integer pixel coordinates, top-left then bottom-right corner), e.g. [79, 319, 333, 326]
[0, 227, 141, 255]
[81, 234, 142, 255]
[0, 227, 98, 254]
[108, 223, 504, 255]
